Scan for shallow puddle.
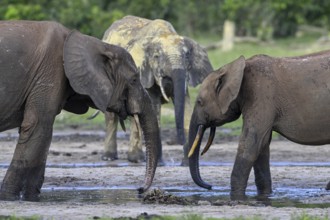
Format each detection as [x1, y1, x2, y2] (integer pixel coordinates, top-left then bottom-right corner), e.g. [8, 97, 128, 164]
[40, 186, 330, 208]
[2, 161, 330, 169]
[40, 187, 139, 204]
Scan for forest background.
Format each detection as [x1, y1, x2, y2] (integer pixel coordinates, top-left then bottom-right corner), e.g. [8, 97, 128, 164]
[1, 0, 329, 39]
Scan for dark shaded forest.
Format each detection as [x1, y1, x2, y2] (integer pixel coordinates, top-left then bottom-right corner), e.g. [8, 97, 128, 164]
[1, 0, 329, 39]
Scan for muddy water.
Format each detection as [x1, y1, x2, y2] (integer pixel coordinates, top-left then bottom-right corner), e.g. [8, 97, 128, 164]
[39, 181, 330, 209]
[1, 139, 330, 219]
[2, 161, 330, 169]
[1, 160, 329, 208]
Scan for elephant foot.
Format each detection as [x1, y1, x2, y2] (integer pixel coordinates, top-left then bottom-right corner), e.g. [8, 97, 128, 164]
[230, 191, 247, 201]
[23, 193, 40, 202]
[180, 157, 189, 166]
[157, 158, 165, 166]
[256, 188, 272, 198]
[0, 190, 20, 201]
[101, 151, 118, 161]
[166, 136, 180, 145]
[326, 181, 330, 190]
[127, 149, 145, 163]
[254, 194, 272, 206]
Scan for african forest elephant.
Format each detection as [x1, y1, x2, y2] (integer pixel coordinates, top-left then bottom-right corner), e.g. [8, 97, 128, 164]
[101, 15, 213, 162]
[0, 20, 161, 201]
[187, 52, 330, 200]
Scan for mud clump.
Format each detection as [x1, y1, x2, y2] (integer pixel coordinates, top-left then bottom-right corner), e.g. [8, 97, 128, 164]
[96, 212, 161, 220]
[143, 189, 196, 205]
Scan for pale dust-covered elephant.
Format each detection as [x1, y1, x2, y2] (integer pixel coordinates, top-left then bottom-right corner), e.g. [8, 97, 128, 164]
[0, 20, 160, 201]
[187, 52, 330, 200]
[101, 15, 213, 163]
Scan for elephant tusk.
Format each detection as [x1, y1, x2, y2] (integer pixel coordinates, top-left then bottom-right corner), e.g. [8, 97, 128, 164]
[201, 127, 216, 156]
[87, 110, 100, 120]
[119, 118, 126, 132]
[188, 125, 205, 158]
[133, 114, 142, 139]
[159, 78, 170, 102]
[160, 87, 170, 102]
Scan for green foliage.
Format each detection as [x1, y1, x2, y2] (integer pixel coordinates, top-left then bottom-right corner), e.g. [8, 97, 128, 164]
[4, 4, 46, 20]
[291, 213, 329, 220]
[1, 0, 330, 38]
[0, 215, 41, 220]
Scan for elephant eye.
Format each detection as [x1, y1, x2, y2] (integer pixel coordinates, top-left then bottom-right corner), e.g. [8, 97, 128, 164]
[130, 76, 138, 85]
[153, 54, 159, 59]
[197, 98, 203, 106]
[184, 52, 192, 70]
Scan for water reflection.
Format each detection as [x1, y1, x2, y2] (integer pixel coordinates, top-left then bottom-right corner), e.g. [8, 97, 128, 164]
[39, 186, 330, 208]
[2, 161, 330, 169]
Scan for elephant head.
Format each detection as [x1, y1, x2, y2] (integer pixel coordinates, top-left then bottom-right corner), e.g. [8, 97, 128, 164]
[103, 16, 213, 145]
[187, 56, 245, 190]
[63, 30, 160, 192]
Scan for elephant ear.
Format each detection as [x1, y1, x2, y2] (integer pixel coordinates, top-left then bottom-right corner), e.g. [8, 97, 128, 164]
[137, 42, 155, 89]
[63, 30, 112, 112]
[217, 56, 245, 114]
[184, 37, 213, 87]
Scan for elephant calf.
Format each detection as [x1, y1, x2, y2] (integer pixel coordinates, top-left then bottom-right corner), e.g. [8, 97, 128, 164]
[187, 51, 330, 200]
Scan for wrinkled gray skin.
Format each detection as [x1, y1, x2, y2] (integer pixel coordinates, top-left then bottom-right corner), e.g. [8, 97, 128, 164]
[101, 16, 212, 163]
[188, 52, 330, 200]
[0, 20, 160, 201]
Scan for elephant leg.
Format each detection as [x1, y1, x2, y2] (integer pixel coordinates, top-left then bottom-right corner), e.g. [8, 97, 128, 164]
[0, 106, 54, 201]
[102, 112, 119, 161]
[127, 116, 144, 163]
[230, 119, 273, 200]
[253, 134, 272, 197]
[230, 147, 254, 200]
[184, 89, 192, 138]
[181, 89, 192, 166]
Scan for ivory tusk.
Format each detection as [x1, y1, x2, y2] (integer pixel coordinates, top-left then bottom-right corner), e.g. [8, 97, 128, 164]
[87, 110, 100, 120]
[159, 78, 170, 102]
[201, 127, 216, 156]
[119, 118, 126, 132]
[188, 125, 205, 158]
[133, 114, 142, 139]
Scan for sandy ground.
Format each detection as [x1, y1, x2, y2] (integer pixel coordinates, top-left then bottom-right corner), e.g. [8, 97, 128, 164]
[0, 129, 329, 220]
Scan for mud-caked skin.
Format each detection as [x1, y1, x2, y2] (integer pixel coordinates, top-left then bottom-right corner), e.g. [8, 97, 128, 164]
[0, 20, 161, 201]
[188, 52, 330, 200]
[102, 16, 213, 163]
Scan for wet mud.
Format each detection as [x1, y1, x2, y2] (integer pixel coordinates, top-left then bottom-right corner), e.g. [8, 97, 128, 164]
[0, 128, 329, 219]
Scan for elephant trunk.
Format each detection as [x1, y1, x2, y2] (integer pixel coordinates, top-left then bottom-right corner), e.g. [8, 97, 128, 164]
[188, 111, 212, 190]
[137, 92, 161, 193]
[172, 69, 186, 145]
